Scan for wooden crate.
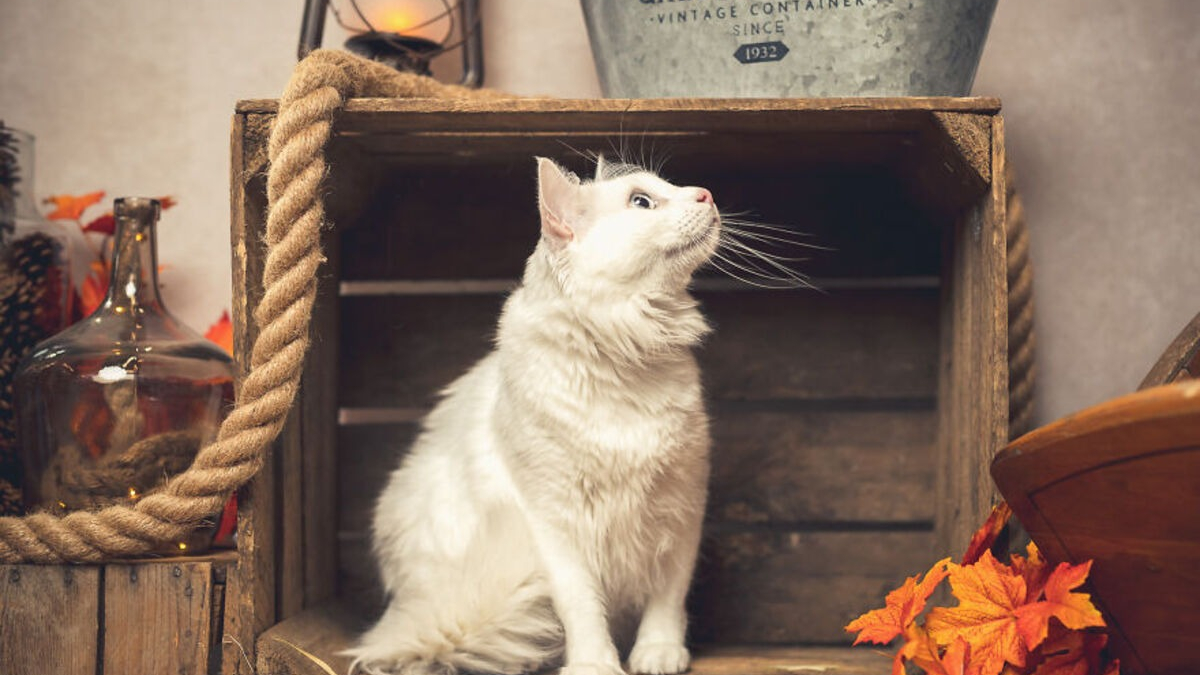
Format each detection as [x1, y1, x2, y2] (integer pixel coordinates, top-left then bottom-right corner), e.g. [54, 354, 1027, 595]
[0, 551, 237, 675]
[229, 98, 1009, 674]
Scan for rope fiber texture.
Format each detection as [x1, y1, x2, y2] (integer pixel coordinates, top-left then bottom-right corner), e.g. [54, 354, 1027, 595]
[0, 50, 503, 563]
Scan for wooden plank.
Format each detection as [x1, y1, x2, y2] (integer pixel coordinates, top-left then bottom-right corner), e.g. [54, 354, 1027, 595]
[337, 294, 503, 409]
[0, 565, 99, 675]
[690, 645, 892, 675]
[690, 530, 935, 644]
[103, 560, 213, 675]
[708, 409, 936, 525]
[239, 96, 1002, 116]
[336, 409, 936, 538]
[334, 528, 932, 647]
[300, 220, 341, 612]
[700, 289, 939, 401]
[257, 602, 896, 675]
[934, 115, 1008, 558]
[337, 165, 539, 280]
[257, 603, 363, 675]
[278, 404, 305, 620]
[229, 110, 276, 675]
[337, 423, 419, 534]
[931, 112, 992, 188]
[337, 288, 940, 408]
[221, 554, 250, 675]
[345, 131, 915, 170]
[210, 578, 227, 675]
[339, 164, 942, 281]
[900, 112, 992, 220]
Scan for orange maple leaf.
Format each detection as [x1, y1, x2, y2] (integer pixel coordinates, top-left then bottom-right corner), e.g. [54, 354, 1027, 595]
[44, 191, 105, 221]
[205, 310, 234, 355]
[82, 212, 115, 235]
[926, 551, 1028, 675]
[963, 502, 1013, 565]
[845, 557, 951, 646]
[1010, 542, 1052, 600]
[899, 629, 986, 675]
[1014, 560, 1106, 650]
[937, 637, 982, 675]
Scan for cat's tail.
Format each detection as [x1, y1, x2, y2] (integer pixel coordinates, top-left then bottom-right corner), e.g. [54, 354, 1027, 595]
[346, 576, 561, 675]
[343, 515, 562, 675]
[345, 571, 561, 675]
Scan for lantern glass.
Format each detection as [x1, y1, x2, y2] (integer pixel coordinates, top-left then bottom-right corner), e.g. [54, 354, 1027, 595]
[334, 0, 452, 41]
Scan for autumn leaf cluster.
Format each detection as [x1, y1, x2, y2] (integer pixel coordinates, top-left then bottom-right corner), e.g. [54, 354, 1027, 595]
[42, 191, 231, 352]
[845, 504, 1117, 675]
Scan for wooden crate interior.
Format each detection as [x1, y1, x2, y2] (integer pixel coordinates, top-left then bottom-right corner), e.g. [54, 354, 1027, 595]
[234, 100, 1006, 675]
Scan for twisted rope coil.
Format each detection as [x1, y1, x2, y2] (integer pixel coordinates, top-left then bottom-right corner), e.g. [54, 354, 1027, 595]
[0, 50, 501, 563]
[1006, 166, 1037, 439]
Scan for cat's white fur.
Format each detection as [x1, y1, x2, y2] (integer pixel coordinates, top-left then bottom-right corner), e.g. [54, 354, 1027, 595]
[347, 157, 719, 675]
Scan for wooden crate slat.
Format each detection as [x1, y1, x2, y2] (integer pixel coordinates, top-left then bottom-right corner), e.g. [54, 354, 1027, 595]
[254, 603, 897, 675]
[337, 408, 936, 536]
[933, 115, 1009, 556]
[708, 409, 936, 524]
[337, 288, 940, 409]
[103, 560, 214, 675]
[334, 528, 932, 645]
[229, 109, 278, 674]
[691, 530, 935, 643]
[338, 164, 943, 282]
[0, 565, 100, 675]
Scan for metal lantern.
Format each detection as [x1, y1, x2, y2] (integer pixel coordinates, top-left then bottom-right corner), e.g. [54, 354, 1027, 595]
[298, 0, 483, 86]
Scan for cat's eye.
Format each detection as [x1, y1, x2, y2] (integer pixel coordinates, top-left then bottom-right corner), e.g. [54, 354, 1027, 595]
[629, 192, 656, 210]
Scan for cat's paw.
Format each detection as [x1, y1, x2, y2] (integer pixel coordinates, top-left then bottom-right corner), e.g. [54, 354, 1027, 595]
[560, 662, 627, 675]
[628, 643, 691, 675]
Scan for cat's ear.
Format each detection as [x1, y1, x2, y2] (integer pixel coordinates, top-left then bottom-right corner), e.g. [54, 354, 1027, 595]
[594, 153, 608, 181]
[536, 157, 579, 244]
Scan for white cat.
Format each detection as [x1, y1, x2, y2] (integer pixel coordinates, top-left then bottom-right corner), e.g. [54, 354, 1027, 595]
[347, 156, 720, 675]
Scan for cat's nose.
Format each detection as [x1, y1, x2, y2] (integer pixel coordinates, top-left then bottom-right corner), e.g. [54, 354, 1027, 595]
[695, 188, 713, 204]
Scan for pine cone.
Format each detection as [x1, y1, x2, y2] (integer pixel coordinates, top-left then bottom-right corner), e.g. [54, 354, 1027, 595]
[0, 232, 66, 514]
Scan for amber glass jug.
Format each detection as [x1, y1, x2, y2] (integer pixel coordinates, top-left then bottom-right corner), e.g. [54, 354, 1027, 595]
[14, 197, 233, 551]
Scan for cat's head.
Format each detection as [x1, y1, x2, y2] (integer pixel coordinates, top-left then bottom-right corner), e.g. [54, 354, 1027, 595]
[534, 156, 719, 295]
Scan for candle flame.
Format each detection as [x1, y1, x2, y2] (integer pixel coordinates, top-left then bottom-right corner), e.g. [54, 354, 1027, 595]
[377, 7, 419, 34]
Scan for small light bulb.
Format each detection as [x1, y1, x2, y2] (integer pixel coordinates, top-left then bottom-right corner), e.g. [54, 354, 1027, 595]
[177, 542, 188, 551]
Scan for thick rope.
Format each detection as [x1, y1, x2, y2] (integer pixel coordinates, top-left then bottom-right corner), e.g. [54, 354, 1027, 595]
[1006, 165, 1037, 439]
[0, 50, 504, 563]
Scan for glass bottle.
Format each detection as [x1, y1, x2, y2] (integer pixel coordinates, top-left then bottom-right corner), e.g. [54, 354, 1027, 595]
[14, 197, 234, 552]
[1, 127, 74, 516]
[1, 128, 74, 332]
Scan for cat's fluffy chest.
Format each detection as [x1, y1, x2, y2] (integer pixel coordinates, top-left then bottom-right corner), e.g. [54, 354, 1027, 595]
[494, 286, 709, 475]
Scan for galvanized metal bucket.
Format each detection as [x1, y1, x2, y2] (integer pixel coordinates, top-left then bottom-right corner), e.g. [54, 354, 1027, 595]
[580, 0, 999, 98]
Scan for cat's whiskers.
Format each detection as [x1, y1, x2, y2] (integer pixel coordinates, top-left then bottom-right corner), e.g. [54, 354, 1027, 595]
[720, 218, 828, 249]
[706, 251, 805, 290]
[706, 216, 819, 290]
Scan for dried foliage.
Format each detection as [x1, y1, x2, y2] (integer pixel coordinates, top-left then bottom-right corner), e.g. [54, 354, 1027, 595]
[846, 503, 1118, 675]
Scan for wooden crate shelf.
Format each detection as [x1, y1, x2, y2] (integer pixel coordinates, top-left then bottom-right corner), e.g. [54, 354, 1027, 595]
[229, 97, 1010, 675]
[257, 602, 894, 675]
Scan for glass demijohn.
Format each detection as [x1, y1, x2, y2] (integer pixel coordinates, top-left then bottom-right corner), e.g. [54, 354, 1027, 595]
[14, 198, 233, 551]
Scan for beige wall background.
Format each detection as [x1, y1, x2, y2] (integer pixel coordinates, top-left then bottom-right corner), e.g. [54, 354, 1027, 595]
[2, 1, 1198, 425]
